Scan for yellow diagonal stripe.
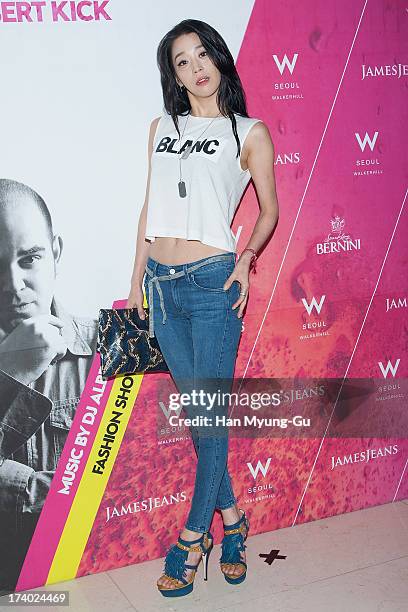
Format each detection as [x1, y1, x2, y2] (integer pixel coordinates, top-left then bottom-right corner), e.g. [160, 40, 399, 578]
[46, 372, 143, 584]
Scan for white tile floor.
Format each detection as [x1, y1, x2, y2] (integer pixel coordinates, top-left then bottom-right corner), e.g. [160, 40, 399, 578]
[1, 500, 407, 612]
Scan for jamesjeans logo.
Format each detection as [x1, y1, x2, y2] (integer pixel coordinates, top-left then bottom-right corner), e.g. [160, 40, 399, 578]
[361, 63, 408, 80]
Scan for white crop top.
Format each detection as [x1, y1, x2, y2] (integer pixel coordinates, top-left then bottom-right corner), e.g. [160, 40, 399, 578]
[145, 111, 262, 252]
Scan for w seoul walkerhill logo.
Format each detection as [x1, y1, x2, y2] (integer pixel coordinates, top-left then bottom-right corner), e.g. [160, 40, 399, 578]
[354, 131, 383, 177]
[376, 359, 404, 403]
[273, 53, 299, 76]
[246, 458, 275, 496]
[157, 397, 189, 443]
[316, 215, 361, 255]
[301, 295, 328, 334]
[355, 132, 379, 152]
[272, 53, 302, 101]
[247, 457, 271, 479]
[378, 359, 400, 379]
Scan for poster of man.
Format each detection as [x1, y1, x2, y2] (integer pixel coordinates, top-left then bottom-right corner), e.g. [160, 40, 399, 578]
[0, 179, 98, 593]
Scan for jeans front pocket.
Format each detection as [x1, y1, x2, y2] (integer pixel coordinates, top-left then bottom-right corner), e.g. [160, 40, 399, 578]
[190, 262, 235, 292]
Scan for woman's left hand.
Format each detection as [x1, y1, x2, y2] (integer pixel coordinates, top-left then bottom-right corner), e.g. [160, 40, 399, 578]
[223, 252, 253, 318]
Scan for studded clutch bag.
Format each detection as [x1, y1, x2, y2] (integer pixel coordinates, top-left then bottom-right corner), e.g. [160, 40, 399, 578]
[96, 307, 169, 379]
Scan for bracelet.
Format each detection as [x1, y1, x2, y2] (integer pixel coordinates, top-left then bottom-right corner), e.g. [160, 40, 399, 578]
[239, 248, 258, 274]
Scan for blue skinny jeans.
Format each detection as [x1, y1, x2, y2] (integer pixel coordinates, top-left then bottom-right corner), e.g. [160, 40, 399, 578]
[144, 252, 242, 532]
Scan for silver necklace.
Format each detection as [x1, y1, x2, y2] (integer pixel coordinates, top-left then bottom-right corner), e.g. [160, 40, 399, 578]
[178, 111, 221, 198]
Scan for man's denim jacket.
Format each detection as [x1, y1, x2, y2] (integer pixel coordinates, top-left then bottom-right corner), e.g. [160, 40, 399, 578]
[0, 299, 98, 528]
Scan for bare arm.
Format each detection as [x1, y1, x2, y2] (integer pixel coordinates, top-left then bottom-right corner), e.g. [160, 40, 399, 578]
[242, 121, 279, 255]
[224, 121, 279, 317]
[126, 116, 161, 316]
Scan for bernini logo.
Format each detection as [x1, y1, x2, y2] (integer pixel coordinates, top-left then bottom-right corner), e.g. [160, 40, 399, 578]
[316, 215, 361, 255]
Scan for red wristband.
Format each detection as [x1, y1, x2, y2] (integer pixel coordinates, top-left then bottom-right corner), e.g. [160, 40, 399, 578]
[240, 248, 258, 274]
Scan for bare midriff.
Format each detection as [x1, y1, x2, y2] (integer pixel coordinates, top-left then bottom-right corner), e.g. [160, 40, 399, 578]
[147, 237, 232, 265]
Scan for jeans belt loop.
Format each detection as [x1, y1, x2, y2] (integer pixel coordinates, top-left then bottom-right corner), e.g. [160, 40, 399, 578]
[146, 275, 167, 339]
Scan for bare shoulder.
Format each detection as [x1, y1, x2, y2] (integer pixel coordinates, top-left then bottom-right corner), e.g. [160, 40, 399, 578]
[148, 115, 161, 139]
[247, 120, 273, 148]
[150, 116, 161, 130]
[241, 120, 274, 170]
[147, 116, 162, 153]
[150, 117, 161, 134]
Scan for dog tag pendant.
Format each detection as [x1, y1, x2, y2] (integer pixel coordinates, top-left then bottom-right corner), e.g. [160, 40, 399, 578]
[181, 144, 193, 160]
[178, 180, 187, 198]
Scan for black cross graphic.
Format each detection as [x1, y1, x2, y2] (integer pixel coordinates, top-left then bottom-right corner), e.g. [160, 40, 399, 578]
[259, 549, 287, 565]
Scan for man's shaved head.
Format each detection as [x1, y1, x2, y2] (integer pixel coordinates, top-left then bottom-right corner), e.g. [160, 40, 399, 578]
[0, 179, 53, 243]
[0, 178, 62, 332]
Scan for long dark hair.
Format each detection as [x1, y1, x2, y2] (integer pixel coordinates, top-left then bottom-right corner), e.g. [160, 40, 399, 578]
[156, 19, 249, 159]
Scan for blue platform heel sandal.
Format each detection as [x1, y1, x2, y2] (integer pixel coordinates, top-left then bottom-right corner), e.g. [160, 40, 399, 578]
[219, 508, 250, 584]
[157, 531, 214, 598]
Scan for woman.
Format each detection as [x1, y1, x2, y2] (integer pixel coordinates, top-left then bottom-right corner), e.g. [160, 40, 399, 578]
[126, 19, 278, 597]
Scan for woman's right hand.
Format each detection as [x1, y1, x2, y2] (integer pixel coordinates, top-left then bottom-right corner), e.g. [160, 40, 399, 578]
[126, 285, 146, 320]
